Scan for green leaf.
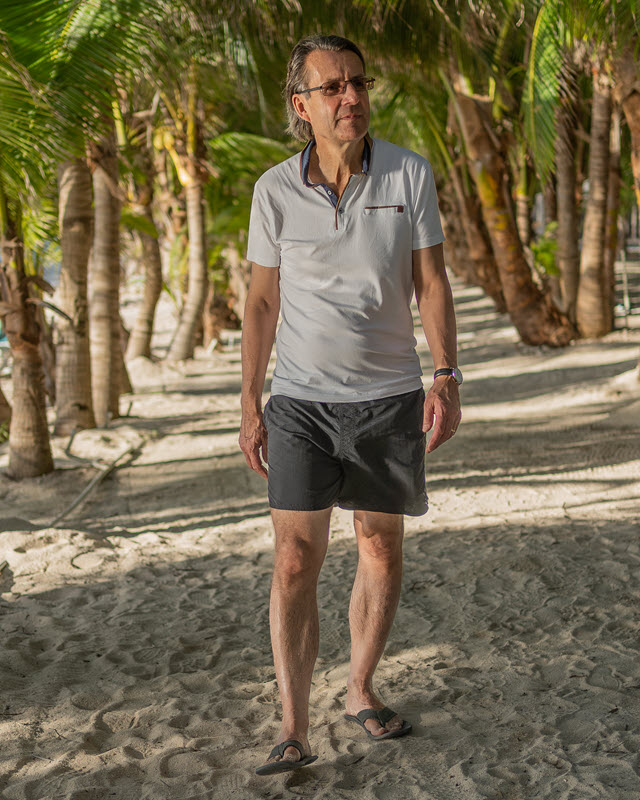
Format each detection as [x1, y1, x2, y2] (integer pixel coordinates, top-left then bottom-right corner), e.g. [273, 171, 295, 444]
[120, 209, 159, 238]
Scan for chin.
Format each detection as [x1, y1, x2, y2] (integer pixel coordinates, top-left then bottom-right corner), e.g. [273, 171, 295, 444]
[338, 122, 368, 141]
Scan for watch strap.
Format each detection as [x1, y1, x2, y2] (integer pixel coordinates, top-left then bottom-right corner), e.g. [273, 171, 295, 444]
[434, 368, 456, 380]
[434, 367, 462, 384]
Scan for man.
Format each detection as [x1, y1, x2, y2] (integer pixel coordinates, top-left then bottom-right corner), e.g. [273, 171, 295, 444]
[239, 34, 462, 775]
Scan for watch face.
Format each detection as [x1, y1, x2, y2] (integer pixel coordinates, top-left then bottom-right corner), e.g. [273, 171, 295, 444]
[452, 367, 463, 385]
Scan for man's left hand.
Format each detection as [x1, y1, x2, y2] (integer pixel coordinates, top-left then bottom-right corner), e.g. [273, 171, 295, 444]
[422, 378, 462, 452]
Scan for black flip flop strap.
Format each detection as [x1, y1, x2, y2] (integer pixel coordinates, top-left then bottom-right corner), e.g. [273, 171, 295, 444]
[356, 706, 397, 726]
[268, 739, 304, 760]
[377, 706, 397, 725]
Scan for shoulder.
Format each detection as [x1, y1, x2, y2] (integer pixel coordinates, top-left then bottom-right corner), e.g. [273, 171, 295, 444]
[254, 150, 303, 196]
[370, 138, 435, 177]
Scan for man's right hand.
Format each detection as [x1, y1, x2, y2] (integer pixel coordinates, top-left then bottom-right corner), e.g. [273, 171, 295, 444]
[239, 411, 269, 479]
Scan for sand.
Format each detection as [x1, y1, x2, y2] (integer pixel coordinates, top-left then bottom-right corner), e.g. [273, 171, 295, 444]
[1, 279, 639, 800]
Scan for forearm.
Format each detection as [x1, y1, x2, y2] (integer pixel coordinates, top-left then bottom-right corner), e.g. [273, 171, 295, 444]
[416, 276, 458, 371]
[412, 243, 458, 371]
[240, 297, 279, 415]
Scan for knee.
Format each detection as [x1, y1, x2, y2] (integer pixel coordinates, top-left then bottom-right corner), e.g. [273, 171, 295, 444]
[356, 515, 403, 565]
[274, 539, 325, 585]
[360, 535, 403, 566]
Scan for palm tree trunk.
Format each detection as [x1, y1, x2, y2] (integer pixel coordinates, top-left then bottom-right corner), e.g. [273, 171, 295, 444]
[37, 302, 56, 405]
[0, 215, 53, 479]
[605, 108, 621, 329]
[126, 224, 163, 359]
[555, 76, 581, 324]
[167, 176, 208, 361]
[542, 176, 562, 308]
[90, 132, 121, 426]
[543, 178, 557, 227]
[576, 66, 612, 338]
[126, 138, 163, 360]
[614, 47, 640, 213]
[516, 142, 531, 246]
[456, 92, 574, 346]
[448, 161, 506, 311]
[167, 76, 208, 363]
[117, 315, 133, 395]
[54, 157, 96, 435]
[0, 382, 11, 425]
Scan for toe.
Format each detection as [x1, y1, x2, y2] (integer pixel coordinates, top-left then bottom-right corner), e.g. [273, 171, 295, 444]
[283, 745, 302, 762]
[385, 713, 403, 731]
[364, 719, 387, 737]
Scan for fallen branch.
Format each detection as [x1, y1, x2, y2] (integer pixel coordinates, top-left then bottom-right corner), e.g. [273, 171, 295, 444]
[50, 443, 139, 528]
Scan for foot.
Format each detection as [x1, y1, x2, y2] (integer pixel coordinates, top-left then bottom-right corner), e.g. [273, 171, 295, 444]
[261, 734, 312, 768]
[345, 684, 405, 738]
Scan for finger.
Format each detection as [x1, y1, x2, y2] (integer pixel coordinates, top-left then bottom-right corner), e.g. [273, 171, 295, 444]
[239, 438, 255, 471]
[426, 415, 453, 453]
[249, 449, 268, 480]
[422, 398, 435, 433]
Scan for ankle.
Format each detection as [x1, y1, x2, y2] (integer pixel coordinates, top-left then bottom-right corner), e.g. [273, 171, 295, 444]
[347, 677, 374, 695]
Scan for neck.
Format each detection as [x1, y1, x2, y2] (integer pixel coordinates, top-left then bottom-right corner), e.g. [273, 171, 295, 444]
[309, 136, 367, 194]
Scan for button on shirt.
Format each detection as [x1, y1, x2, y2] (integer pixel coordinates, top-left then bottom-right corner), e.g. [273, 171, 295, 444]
[246, 137, 445, 402]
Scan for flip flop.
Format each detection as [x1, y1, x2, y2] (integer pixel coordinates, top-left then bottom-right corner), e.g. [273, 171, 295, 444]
[255, 739, 318, 776]
[344, 706, 412, 740]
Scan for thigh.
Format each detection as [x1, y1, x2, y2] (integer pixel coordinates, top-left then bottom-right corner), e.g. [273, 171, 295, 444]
[338, 389, 427, 517]
[264, 395, 343, 512]
[271, 507, 333, 571]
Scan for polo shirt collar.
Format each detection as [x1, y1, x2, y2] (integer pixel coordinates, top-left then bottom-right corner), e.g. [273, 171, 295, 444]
[300, 136, 372, 188]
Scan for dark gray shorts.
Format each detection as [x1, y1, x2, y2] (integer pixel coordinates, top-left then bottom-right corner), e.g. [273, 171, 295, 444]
[263, 389, 428, 516]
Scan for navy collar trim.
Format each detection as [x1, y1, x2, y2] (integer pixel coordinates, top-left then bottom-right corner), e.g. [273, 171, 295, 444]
[300, 137, 371, 188]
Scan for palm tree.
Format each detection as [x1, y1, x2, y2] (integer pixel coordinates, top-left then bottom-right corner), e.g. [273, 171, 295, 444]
[0, 382, 9, 425]
[121, 89, 164, 361]
[576, 54, 613, 337]
[89, 130, 123, 425]
[165, 63, 209, 362]
[0, 25, 56, 476]
[55, 157, 96, 434]
[613, 44, 640, 233]
[0, 201, 54, 477]
[525, 0, 640, 337]
[355, 0, 576, 344]
[554, 59, 581, 322]
[0, 0, 171, 470]
[455, 91, 574, 345]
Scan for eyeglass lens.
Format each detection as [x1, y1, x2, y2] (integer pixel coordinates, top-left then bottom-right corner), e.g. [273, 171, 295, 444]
[322, 77, 375, 96]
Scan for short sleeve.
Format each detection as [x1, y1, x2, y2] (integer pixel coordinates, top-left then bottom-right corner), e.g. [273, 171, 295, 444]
[246, 177, 281, 268]
[411, 161, 446, 251]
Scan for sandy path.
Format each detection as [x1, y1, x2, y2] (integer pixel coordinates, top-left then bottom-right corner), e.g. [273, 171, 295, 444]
[1, 280, 639, 799]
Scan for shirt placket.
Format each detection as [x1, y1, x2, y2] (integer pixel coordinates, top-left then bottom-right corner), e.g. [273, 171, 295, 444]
[334, 175, 361, 232]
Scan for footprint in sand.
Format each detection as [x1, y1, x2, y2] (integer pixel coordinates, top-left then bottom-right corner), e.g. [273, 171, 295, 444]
[159, 749, 212, 778]
[71, 691, 113, 711]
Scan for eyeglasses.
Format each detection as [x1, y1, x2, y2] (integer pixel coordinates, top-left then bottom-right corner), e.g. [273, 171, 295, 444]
[302, 76, 375, 97]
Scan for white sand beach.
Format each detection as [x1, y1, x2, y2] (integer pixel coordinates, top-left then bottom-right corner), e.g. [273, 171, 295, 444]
[1, 278, 640, 800]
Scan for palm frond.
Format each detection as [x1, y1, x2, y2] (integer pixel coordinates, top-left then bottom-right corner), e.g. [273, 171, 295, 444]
[523, 0, 564, 180]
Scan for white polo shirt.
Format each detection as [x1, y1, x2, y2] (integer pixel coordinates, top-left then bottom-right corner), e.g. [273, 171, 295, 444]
[246, 136, 445, 402]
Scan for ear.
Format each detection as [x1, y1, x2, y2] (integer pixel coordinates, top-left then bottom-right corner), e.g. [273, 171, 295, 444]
[292, 92, 311, 123]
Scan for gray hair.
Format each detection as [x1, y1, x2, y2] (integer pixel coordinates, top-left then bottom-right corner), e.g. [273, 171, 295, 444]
[284, 34, 366, 142]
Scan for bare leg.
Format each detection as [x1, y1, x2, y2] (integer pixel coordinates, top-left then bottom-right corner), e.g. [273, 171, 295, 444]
[263, 506, 332, 766]
[345, 510, 406, 737]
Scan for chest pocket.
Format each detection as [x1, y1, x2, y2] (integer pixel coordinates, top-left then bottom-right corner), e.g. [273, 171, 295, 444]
[363, 205, 405, 215]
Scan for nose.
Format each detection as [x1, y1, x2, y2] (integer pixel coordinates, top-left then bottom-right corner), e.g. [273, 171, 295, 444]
[342, 80, 360, 103]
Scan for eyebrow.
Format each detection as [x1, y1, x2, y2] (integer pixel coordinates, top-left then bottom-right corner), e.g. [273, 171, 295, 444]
[322, 73, 365, 82]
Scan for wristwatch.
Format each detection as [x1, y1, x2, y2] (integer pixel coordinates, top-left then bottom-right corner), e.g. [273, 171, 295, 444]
[433, 367, 463, 385]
